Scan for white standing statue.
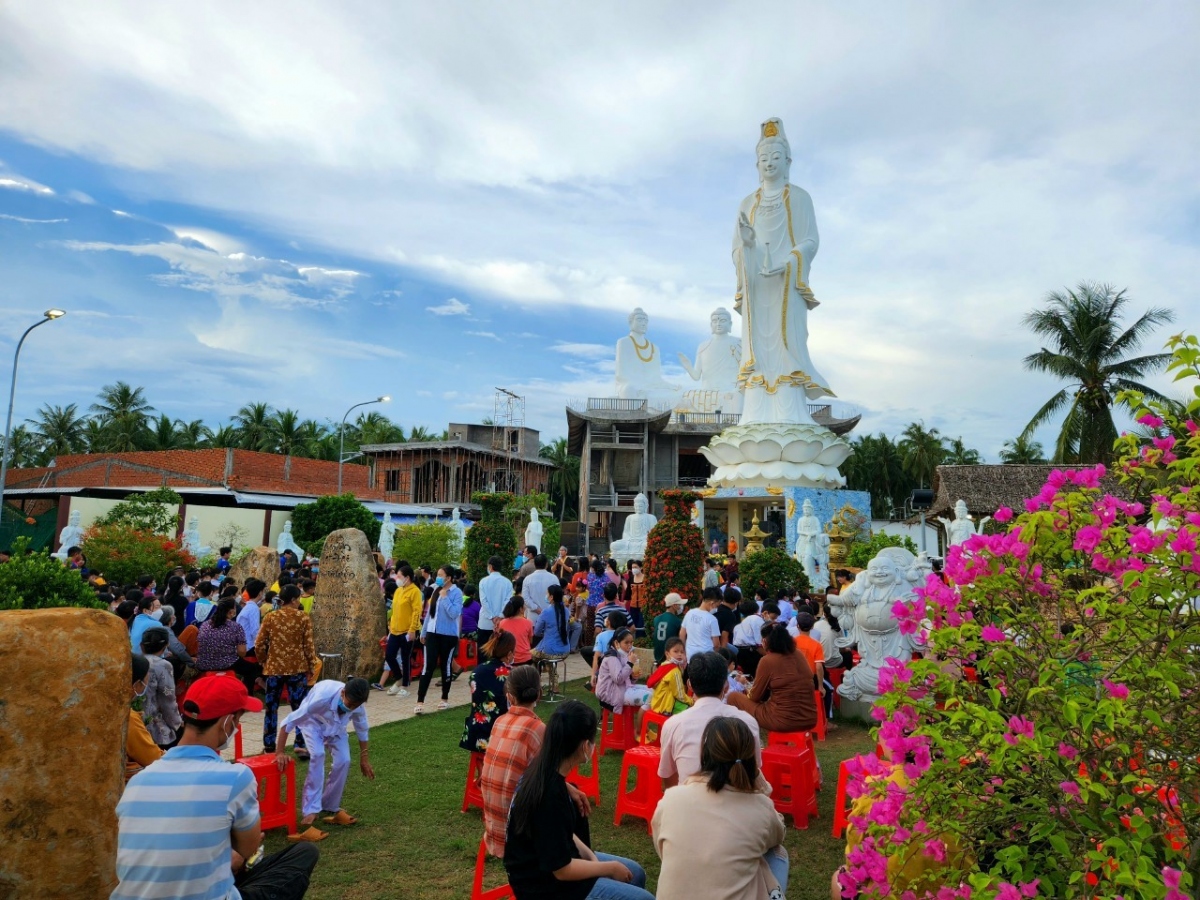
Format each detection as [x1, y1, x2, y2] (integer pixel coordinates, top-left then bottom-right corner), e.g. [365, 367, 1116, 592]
[524, 508, 543, 554]
[182, 516, 212, 559]
[378, 511, 396, 563]
[609, 492, 658, 566]
[938, 499, 991, 547]
[678, 307, 744, 413]
[793, 500, 823, 589]
[699, 118, 851, 488]
[277, 520, 305, 559]
[449, 506, 468, 558]
[690, 498, 704, 530]
[831, 547, 926, 703]
[53, 510, 85, 560]
[614, 307, 683, 406]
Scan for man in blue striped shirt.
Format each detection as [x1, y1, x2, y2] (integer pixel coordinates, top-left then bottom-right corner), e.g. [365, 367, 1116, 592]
[113, 674, 319, 900]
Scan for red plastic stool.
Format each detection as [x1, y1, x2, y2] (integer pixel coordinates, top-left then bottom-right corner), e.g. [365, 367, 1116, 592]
[234, 722, 244, 759]
[827, 667, 845, 709]
[462, 751, 485, 813]
[832, 758, 853, 837]
[638, 710, 670, 746]
[471, 837, 515, 900]
[813, 690, 827, 741]
[236, 754, 298, 835]
[761, 745, 817, 829]
[768, 730, 822, 789]
[613, 745, 663, 832]
[568, 754, 602, 806]
[411, 645, 425, 675]
[456, 639, 479, 670]
[599, 706, 636, 755]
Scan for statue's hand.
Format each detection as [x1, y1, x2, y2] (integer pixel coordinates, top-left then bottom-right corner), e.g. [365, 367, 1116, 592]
[677, 353, 698, 380]
[737, 212, 755, 247]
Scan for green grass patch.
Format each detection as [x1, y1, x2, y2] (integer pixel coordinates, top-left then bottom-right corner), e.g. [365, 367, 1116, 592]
[264, 681, 874, 899]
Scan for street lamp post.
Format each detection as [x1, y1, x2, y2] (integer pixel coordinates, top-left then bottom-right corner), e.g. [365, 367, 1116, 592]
[338, 395, 390, 494]
[0, 309, 66, 513]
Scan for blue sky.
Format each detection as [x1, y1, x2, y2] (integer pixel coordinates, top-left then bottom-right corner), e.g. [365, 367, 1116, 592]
[1, 2, 1197, 456]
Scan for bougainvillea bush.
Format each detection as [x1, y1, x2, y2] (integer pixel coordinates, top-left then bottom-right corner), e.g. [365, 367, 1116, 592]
[737, 546, 810, 598]
[466, 492, 516, 586]
[643, 489, 706, 621]
[83, 524, 195, 588]
[843, 336, 1200, 900]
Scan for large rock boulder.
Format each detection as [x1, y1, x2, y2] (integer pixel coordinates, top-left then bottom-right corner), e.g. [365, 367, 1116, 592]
[229, 546, 281, 588]
[311, 528, 386, 680]
[0, 608, 129, 899]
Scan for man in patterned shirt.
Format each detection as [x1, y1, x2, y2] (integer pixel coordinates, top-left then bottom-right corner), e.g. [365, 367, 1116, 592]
[257, 584, 318, 754]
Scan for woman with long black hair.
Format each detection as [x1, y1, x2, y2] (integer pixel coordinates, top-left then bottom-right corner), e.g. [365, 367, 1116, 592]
[532, 583, 577, 695]
[504, 700, 653, 900]
[415, 564, 464, 714]
[460, 630, 516, 752]
[160, 575, 187, 636]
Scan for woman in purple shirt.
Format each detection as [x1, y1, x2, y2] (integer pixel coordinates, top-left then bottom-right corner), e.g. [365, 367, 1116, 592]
[195, 598, 247, 672]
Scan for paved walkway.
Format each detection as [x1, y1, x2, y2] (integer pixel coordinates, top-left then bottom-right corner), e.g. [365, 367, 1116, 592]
[226, 653, 593, 759]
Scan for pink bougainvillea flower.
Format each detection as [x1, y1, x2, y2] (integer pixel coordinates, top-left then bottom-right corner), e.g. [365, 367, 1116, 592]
[1019, 880, 1040, 898]
[1138, 413, 1164, 428]
[1186, 420, 1198, 435]
[1153, 435, 1177, 452]
[1060, 780, 1081, 796]
[1162, 867, 1187, 900]
[993, 506, 1013, 523]
[1002, 715, 1034, 745]
[995, 883, 1022, 900]
[980, 624, 1006, 642]
[1058, 742, 1079, 760]
[1103, 679, 1130, 700]
[922, 838, 947, 862]
[1073, 525, 1104, 553]
[1170, 528, 1197, 554]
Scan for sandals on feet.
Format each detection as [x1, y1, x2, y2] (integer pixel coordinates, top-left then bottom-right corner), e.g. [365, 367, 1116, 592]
[437, 700, 449, 711]
[414, 703, 425, 714]
[287, 825, 328, 843]
[321, 809, 359, 826]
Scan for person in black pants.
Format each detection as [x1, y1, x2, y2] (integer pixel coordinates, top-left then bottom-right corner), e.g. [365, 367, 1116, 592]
[415, 565, 465, 713]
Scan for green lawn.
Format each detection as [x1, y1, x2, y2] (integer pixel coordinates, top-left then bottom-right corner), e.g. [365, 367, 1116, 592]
[264, 682, 873, 899]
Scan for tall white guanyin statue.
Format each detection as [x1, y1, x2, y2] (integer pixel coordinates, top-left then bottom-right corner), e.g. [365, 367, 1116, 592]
[449, 506, 468, 558]
[524, 508, 543, 554]
[614, 308, 683, 407]
[793, 500, 823, 589]
[182, 516, 211, 558]
[378, 512, 396, 562]
[53, 510, 85, 560]
[938, 500, 991, 547]
[678, 307, 743, 414]
[609, 492, 658, 566]
[700, 118, 851, 488]
[277, 520, 305, 558]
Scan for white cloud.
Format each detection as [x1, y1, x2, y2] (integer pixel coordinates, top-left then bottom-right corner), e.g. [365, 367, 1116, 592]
[426, 297, 469, 316]
[0, 174, 53, 194]
[170, 226, 244, 254]
[0, 213, 66, 223]
[551, 341, 609, 356]
[466, 330, 500, 340]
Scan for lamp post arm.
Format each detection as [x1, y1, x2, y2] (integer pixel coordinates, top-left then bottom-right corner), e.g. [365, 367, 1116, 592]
[337, 400, 375, 495]
[0, 317, 54, 508]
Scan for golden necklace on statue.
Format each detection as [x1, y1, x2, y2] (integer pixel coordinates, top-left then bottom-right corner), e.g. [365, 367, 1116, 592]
[631, 335, 655, 362]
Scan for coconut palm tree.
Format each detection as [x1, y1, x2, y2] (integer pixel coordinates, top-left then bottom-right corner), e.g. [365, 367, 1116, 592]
[267, 408, 307, 456]
[90, 382, 154, 451]
[407, 425, 438, 442]
[207, 424, 240, 449]
[1020, 282, 1174, 464]
[294, 420, 333, 459]
[999, 434, 1046, 464]
[1, 425, 41, 469]
[176, 419, 212, 449]
[899, 421, 946, 488]
[81, 418, 109, 453]
[27, 403, 87, 461]
[147, 414, 185, 450]
[356, 411, 405, 446]
[944, 437, 982, 466]
[539, 436, 580, 519]
[844, 433, 913, 518]
[232, 402, 275, 452]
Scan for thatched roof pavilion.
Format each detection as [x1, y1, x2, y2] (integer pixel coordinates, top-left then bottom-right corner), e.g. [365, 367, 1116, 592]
[931, 464, 1130, 519]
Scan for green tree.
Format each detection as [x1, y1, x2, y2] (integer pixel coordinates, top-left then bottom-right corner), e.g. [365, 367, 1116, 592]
[147, 414, 186, 450]
[1020, 281, 1174, 464]
[392, 521, 460, 571]
[95, 487, 183, 534]
[407, 425, 438, 442]
[844, 433, 914, 518]
[943, 436, 982, 466]
[999, 434, 1045, 464]
[643, 489, 707, 621]
[90, 381, 154, 451]
[27, 403, 86, 461]
[83, 524, 194, 586]
[356, 411, 405, 446]
[737, 547, 810, 599]
[845, 531, 917, 568]
[233, 402, 275, 452]
[289, 493, 381, 558]
[466, 492, 517, 586]
[539, 437, 580, 520]
[0, 425, 39, 469]
[207, 424, 240, 449]
[0, 537, 103, 610]
[898, 421, 946, 488]
[176, 419, 212, 449]
[268, 408, 307, 456]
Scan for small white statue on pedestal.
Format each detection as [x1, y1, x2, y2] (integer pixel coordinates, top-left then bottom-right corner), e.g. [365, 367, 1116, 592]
[449, 506, 468, 559]
[794, 499, 823, 589]
[277, 520, 305, 559]
[524, 508, 543, 554]
[53, 510, 85, 560]
[182, 516, 211, 558]
[614, 308, 683, 407]
[610, 492, 658, 566]
[379, 512, 396, 563]
[678, 307, 744, 414]
[938, 499, 991, 547]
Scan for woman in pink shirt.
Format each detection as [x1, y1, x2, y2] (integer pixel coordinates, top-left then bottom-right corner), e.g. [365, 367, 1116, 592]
[498, 596, 534, 665]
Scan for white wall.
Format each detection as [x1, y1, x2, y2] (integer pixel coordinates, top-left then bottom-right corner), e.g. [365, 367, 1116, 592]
[186, 506, 267, 552]
[872, 519, 942, 556]
[69, 497, 167, 529]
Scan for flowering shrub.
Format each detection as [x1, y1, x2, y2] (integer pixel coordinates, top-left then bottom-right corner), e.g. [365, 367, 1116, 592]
[643, 490, 706, 620]
[737, 546, 809, 597]
[83, 524, 195, 588]
[843, 336, 1200, 900]
[466, 492, 516, 586]
[0, 537, 103, 610]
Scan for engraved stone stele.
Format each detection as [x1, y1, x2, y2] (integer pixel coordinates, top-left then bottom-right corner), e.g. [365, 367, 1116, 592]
[310, 528, 386, 680]
[229, 546, 282, 588]
[0, 608, 129, 898]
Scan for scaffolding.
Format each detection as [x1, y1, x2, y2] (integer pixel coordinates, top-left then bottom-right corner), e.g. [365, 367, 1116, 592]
[492, 387, 525, 493]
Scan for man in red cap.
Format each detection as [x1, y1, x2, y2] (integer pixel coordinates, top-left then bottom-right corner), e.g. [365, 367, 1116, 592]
[114, 673, 320, 900]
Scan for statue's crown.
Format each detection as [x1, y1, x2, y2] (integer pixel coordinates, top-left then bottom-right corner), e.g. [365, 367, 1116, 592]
[760, 118, 787, 141]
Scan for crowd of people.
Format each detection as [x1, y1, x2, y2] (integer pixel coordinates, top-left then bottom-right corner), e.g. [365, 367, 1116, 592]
[35, 531, 866, 898]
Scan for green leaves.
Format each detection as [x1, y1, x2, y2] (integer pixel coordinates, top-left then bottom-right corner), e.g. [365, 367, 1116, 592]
[0, 537, 103, 610]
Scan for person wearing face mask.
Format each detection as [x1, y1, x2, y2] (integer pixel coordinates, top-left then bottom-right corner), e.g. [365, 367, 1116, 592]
[624, 560, 646, 636]
[415, 565, 465, 714]
[274, 677, 376, 841]
[385, 565, 423, 697]
[125, 653, 162, 782]
[139, 627, 184, 749]
[115, 673, 321, 900]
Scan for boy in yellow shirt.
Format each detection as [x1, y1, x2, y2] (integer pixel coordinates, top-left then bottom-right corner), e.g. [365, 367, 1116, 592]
[647, 638, 693, 715]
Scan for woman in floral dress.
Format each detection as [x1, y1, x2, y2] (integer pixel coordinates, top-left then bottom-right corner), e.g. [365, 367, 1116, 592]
[459, 630, 517, 752]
